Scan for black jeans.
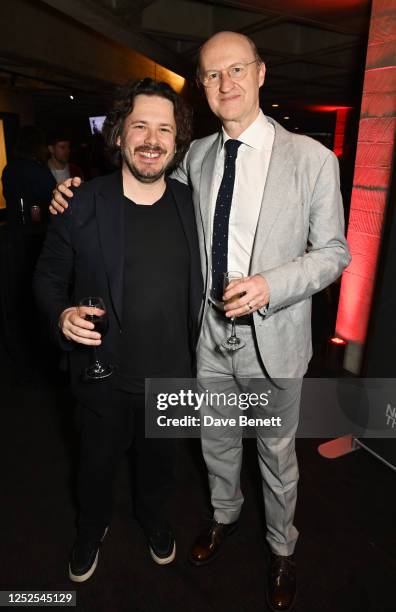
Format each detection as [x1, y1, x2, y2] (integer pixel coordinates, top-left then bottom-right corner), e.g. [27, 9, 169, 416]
[76, 391, 175, 538]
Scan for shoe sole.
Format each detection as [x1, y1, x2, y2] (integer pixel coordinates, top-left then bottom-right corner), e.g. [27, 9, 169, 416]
[68, 527, 108, 583]
[149, 541, 176, 565]
[69, 551, 99, 583]
[188, 522, 238, 567]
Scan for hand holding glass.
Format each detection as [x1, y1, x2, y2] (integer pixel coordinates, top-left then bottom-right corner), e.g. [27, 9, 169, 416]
[221, 271, 246, 351]
[78, 297, 113, 381]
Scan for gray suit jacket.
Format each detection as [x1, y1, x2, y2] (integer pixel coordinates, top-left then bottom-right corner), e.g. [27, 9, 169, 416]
[173, 116, 351, 377]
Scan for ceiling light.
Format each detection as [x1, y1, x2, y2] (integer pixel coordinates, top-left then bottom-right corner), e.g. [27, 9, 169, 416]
[283, 116, 290, 120]
[272, 103, 279, 107]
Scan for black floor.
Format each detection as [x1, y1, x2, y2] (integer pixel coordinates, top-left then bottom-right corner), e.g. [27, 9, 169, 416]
[1, 342, 396, 612]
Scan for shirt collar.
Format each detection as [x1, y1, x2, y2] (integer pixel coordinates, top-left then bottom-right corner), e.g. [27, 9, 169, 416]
[221, 110, 273, 152]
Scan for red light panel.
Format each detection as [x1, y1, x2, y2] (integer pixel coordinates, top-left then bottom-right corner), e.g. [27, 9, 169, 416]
[336, 0, 396, 367]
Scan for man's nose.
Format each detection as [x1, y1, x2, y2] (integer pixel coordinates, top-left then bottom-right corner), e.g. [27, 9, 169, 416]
[219, 70, 234, 92]
[144, 129, 158, 145]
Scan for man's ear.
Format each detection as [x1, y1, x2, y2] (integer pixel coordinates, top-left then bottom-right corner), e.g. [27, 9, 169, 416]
[48, 144, 54, 155]
[116, 135, 121, 147]
[259, 62, 266, 88]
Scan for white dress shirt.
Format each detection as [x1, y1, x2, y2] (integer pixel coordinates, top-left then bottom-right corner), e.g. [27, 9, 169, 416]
[210, 110, 275, 280]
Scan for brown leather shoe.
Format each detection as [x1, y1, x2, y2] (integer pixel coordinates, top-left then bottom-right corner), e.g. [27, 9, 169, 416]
[266, 553, 296, 611]
[189, 520, 238, 566]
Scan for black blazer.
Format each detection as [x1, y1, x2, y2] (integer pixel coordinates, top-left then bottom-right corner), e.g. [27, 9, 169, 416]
[34, 171, 203, 407]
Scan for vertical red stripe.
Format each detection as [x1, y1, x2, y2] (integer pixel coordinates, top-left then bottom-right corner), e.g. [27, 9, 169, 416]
[336, 0, 396, 369]
[333, 108, 349, 157]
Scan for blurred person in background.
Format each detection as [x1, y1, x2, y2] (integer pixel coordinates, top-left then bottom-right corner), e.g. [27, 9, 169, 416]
[0, 126, 56, 379]
[2, 125, 55, 225]
[47, 135, 83, 184]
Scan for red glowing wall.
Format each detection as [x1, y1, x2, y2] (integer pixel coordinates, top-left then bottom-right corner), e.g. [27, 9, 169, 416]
[335, 0, 396, 369]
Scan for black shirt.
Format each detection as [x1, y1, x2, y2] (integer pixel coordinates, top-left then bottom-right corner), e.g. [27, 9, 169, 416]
[114, 186, 192, 392]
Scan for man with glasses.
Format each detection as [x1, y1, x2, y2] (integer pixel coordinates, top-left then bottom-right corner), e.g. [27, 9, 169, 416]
[50, 31, 350, 611]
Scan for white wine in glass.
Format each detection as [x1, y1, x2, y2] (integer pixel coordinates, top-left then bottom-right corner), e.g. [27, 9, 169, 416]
[221, 271, 246, 351]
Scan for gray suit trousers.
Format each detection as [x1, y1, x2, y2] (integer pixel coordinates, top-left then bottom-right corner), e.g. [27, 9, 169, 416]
[197, 304, 302, 556]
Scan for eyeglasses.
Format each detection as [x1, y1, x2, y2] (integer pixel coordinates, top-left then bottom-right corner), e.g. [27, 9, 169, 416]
[198, 60, 259, 88]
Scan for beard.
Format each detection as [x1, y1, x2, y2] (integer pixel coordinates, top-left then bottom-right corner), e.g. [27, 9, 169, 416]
[121, 144, 174, 184]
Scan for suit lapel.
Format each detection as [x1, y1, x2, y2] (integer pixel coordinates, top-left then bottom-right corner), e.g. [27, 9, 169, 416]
[95, 170, 124, 327]
[160, 178, 203, 338]
[199, 133, 221, 262]
[250, 118, 296, 272]
[166, 178, 191, 246]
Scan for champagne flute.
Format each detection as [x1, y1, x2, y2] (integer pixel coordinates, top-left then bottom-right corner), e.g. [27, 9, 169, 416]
[78, 296, 113, 381]
[221, 271, 246, 351]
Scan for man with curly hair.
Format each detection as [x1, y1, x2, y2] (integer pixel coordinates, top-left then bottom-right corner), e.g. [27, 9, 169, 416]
[34, 78, 203, 582]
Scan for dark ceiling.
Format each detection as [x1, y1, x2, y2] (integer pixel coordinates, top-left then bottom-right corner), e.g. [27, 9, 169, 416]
[0, 0, 372, 136]
[39, 0, 371, 104]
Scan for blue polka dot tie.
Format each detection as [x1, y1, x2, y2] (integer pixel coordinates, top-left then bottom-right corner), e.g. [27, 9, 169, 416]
[211, 139, 242, 301]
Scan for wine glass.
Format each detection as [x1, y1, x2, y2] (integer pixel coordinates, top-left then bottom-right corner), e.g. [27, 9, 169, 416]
[78, 296, 113, 381]
[221, 271, 246, 351]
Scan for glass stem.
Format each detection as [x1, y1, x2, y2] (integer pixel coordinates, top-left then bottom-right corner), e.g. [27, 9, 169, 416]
[231, 316, 236, 339]
[92, 345, 100, 366]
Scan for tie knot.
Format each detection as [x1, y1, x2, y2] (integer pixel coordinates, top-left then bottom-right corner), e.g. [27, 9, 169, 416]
[224, 139, 241, 159]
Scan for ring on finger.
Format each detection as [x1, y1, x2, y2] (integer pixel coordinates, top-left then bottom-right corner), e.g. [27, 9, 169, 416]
[247, 302, 253, 312]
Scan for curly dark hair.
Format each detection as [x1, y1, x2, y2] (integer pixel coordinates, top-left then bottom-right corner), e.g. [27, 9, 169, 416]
[102, 78, 193, 171]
